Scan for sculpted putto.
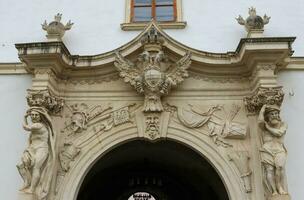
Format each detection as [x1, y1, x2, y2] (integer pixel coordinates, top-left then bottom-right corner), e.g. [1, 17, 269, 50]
[17, 107, 56, 200]
[258, 104, 288, 196]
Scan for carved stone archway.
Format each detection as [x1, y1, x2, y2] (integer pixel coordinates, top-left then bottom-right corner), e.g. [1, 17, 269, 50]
[76, 139, 230, 200]
[16, 21, 294, 200]
[56, 127, 244, 200]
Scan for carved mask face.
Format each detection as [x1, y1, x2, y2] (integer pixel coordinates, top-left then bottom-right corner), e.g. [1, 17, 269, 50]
[30, 111, 41, 123]
[266, 110, 280, 125]
[146, 116, 159, 132]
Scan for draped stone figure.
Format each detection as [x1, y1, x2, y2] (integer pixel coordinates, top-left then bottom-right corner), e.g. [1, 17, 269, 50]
[258, 104, 288, 196]
[17, 107, 56, 200]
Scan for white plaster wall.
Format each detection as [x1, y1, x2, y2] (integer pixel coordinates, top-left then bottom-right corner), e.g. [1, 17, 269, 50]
[0, 75, 32, 200]
[0, 0, 304, 62]
[278, 71, 304, 200]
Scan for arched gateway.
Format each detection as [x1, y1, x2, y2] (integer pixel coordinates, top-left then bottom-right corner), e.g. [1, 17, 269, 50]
[16, 21, 293, 200]
[77, 139, 229, 200]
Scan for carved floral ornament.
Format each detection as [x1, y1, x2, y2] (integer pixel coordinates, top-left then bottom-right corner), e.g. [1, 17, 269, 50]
[244, 87, 284, 114]
[26, 89, 64, 114]
[114, 27, 191, 113]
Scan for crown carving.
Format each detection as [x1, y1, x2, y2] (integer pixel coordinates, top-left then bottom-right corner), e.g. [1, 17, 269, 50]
[140, 26, 165, 52]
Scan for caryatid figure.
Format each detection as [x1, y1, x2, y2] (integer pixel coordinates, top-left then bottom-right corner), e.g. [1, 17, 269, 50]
[17, 107, 56, 199]
[258, 104, 288, 196]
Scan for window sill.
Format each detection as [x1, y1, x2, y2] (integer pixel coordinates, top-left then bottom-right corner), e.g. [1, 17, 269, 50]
[120, 21, 187, 31]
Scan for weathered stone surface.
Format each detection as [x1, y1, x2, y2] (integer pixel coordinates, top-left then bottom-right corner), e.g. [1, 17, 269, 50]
[15, 21, 294, 200]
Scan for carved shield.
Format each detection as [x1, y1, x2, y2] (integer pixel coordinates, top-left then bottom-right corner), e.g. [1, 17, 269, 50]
[144, 69, 162, 89]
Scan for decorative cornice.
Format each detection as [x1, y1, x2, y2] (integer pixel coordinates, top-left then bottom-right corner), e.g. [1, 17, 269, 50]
[27, 89, 64, 114]
[68, 74, 120, 85]
[14, 21, 295, 80]
[235, 37, 295, 55]
[243, 87, 284, 113]
[189, 72, 249, 83]
[0, 63, 28, 74]
[283, 57, 304, 70]
[121, 21, 187, 31]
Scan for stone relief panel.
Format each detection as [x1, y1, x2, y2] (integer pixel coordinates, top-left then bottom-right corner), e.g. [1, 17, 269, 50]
[54, 102, 139, 194]
[58, 142, 81, 173]
[60, 102, 137, 149]
[168, 103, 248, 148]
[228, 151, 252, 193]
[61, 103, 113, 136]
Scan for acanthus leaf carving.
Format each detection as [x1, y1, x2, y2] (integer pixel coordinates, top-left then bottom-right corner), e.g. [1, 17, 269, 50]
[244, 87, 284, 114]
[27, 89, 64, 115]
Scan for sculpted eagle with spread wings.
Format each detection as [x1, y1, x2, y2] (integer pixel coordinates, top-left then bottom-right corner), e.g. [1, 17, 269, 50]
[114, 50, 191, 112]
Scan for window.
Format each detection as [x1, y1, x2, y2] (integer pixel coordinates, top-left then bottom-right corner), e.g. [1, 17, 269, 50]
[132, 0, 176, 22]
[121, 0, 186, 30]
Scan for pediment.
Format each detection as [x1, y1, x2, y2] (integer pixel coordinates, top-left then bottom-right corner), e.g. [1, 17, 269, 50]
[16, 20, 295, 79]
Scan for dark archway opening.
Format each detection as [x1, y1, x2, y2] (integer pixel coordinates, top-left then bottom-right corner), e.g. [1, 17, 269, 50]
[77, 140, 229, 200]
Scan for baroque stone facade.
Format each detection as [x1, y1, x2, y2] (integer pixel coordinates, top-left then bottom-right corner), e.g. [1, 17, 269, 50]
[15, 20, 294, 200]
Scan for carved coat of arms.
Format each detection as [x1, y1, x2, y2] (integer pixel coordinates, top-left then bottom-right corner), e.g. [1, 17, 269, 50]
[114, 48, 191, 112]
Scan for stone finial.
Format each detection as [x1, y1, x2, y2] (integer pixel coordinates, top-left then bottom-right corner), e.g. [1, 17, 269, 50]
[42, 13, 73, 41]
[236, 7, 270, 37]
